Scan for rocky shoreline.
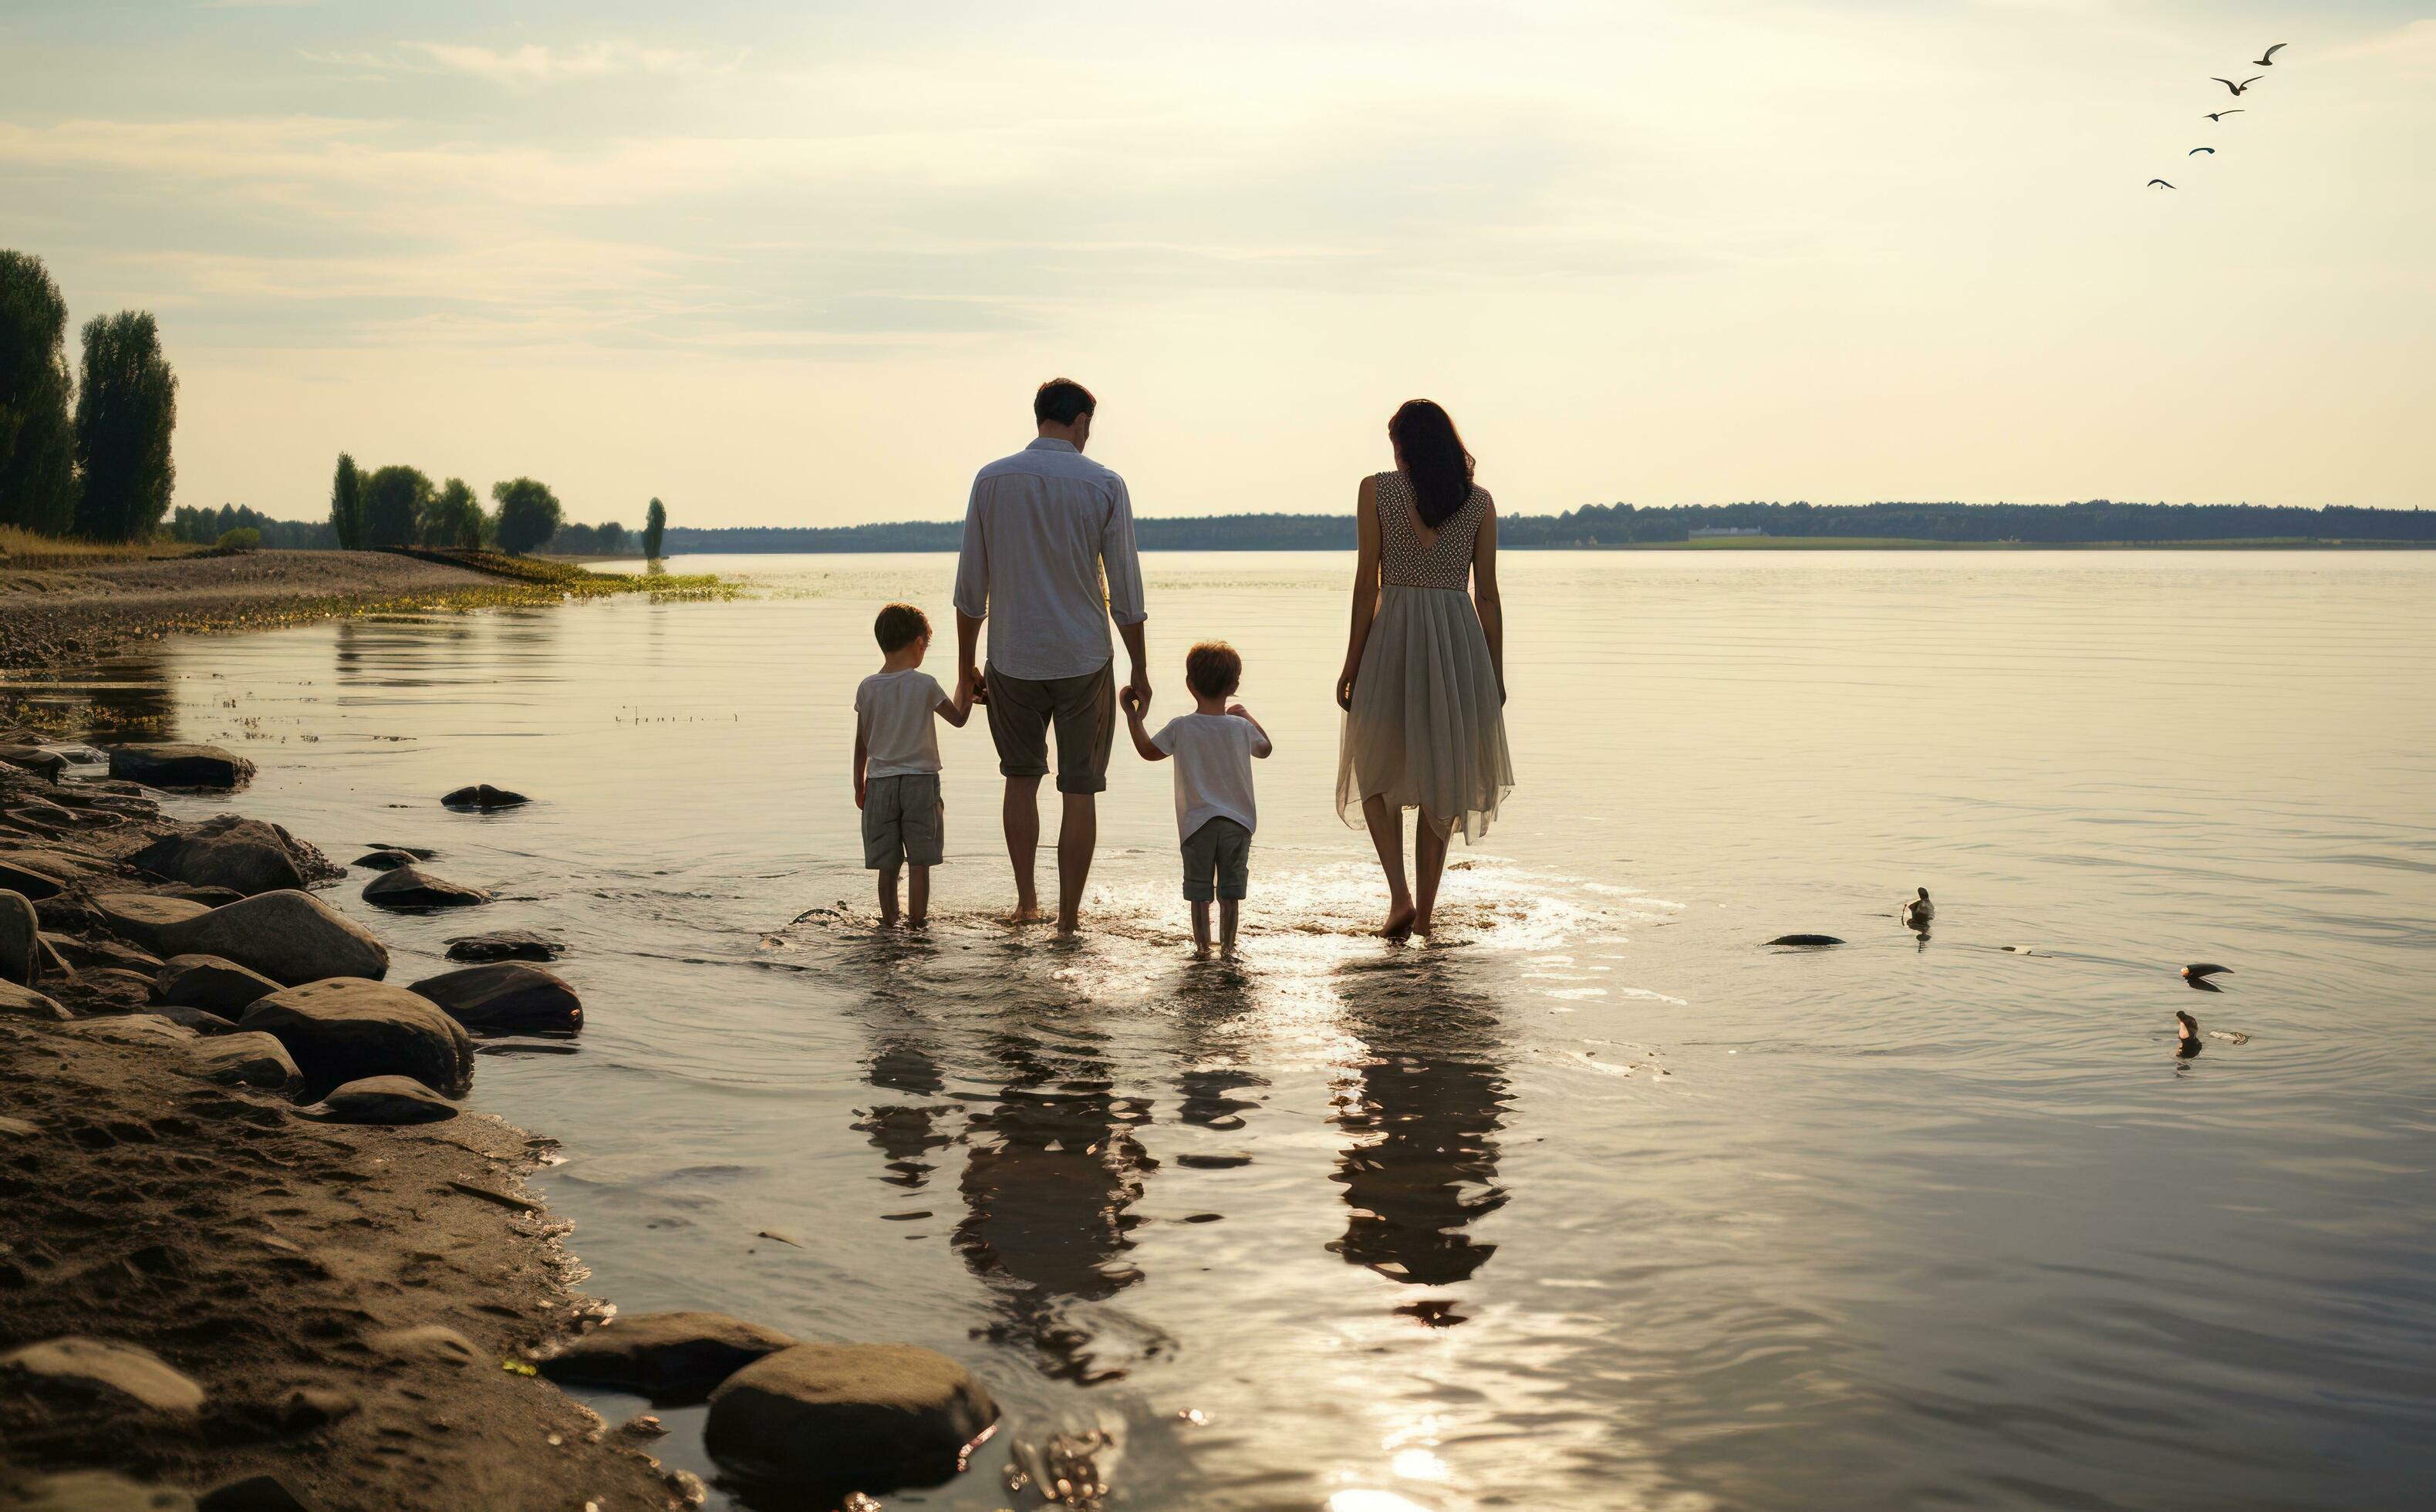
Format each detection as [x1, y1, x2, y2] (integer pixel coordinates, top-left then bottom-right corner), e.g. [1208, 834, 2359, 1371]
[2, 603, 1000, 1508]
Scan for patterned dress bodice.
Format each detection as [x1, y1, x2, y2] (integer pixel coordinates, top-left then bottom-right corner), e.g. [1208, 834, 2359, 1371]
[1375, 471, 1487, 589]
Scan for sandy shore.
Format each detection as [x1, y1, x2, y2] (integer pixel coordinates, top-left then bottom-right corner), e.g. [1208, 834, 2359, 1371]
[0, 551, 576, 671]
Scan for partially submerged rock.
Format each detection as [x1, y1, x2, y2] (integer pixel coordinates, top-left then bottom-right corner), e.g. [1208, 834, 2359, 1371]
[441, 784, 529, 810]
[538, 1311, 800, 1404]
[189, 1031, 303, 1095]
[106, 743, 255, 791]
[0, 1336, 207, 1412]
[362, 866, 491, 911]
[703, 1342, 1000, 1489]
[157, 953, 282, 1017]
[302, 1075, 459, 1125]
[351, 848, 419, 871]
[150, 889, 390, 985]
[444, 928, 565, 964]
[1766, 933, 1845, 947]
[241, 978, 473, 1099]
[132, 816, 320, 896]
[408, 961, 582, 1034]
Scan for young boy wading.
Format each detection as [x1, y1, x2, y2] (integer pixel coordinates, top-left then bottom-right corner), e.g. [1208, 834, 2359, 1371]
[953, 379, 1150, 933]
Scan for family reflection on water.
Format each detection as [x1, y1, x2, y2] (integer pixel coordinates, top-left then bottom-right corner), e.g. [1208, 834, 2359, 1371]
[838, 925, 1517, 1390]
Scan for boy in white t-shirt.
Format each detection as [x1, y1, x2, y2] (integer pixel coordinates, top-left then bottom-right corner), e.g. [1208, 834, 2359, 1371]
[854, 602, 972, 926]
[1121, 640, 1273, 958]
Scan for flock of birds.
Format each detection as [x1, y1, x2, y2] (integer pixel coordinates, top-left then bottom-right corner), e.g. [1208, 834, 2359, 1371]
[2150, 42, 2286, 189]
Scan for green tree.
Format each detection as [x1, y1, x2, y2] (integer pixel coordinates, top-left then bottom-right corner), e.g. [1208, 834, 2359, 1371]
[360, 463, 434, 547]
[0, 251, 80, 535]
[423, 476, 483, 548]
[491, 477, 562, 555]
[72, 311, 177, 542]
[598, 520, 626, 554]
[329, 453, 365, 548]
[642, 497, 666, 560]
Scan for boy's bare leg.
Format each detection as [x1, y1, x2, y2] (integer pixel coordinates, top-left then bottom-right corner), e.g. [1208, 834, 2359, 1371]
[1190, 899, 1212, 958]
[1002, 775, 1042, 922]
[1361, 794, 1415, 938]
[908, 864, 930, 928]
[1054, 791, 1095, 935]
[876, 862, 902, 926]
[1220, 899, 1239, 958]
[1412, 809, 1451, 937]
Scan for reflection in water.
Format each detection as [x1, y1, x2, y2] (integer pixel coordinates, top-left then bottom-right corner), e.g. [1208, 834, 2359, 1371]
[3, 643, 179, 739]
[1329, 957, 1512, 1310]
[1172, 963, 1267, 1134]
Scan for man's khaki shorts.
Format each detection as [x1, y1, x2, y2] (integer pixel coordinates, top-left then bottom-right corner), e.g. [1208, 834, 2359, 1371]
[862, 772, 943, 869]
[984, 661, 1115, 795]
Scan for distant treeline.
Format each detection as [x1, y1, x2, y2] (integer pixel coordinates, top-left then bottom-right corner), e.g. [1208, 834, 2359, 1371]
[659, 500, 2435, 554]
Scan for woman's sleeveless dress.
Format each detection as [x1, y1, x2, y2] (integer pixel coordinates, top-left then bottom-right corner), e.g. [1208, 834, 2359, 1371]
[1336, 471, 1515, 842]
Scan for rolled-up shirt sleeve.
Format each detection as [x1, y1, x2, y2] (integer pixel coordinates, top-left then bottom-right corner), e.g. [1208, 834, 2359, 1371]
[952, 478, 989, 620]
[1102, 475, 1147, 626]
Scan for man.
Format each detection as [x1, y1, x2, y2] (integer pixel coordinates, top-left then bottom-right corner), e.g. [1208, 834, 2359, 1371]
[953, 378, 1150, 933]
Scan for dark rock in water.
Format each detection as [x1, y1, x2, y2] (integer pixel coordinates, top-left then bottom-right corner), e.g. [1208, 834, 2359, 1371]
[241, 979, 473, 1099]
[93, 892, 212, 952]
[196, 1473, 315, 1512]
[189, 1031, 303, 1095]
[351, 849, 419, 871]
[42, 933, 162, 976]
[157, 953, 282, 1017]
[0, 1336, 207, 1412]
[441, 783, 529, 810]
[363, 866, 491, 911]
[444, 928, 565, 964]
[706, 1343, 1000, 1488]
[70, 967, 159, 1013]
[133, 816, 315, 896]
[5, 1467, 197, 1511]
[1, 888, 36, 986]
[363, 842, 437, 860]
[408, 961, 581, 1034]
[475, 1038, 580, 1057]
[106, 743, 255, 791]
[150, 890, 390, 985]
[0, 978, 69, 1021]
[302, 1075, 459, 1125]
[538, 1311, 801, 1404]
[0, 744, 67, 781]
[153, 1003, 241, 1035]
[1766, 933, 1845, 947]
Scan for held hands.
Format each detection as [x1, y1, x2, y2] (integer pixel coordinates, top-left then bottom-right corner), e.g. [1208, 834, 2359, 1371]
[1118, 684, 1147, 721]
[959, 666, 989, 708]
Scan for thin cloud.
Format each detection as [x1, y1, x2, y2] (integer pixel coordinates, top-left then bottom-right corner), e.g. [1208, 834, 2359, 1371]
[296, 39, 737, 84]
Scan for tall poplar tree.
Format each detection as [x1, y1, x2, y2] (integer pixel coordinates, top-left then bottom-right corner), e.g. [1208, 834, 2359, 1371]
[72, 311, 177, 542]
[0, 251, 79, 535]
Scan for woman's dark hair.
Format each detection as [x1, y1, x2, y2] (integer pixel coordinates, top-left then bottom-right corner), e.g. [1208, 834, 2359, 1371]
[1388, 399, 1476, 528]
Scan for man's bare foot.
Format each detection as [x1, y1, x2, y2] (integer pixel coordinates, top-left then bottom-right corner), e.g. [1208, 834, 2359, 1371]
[907, 915, 929, 930]
[1412, 911, 1434, 937]
[878, 914, 901, 930]
[1192, 943, 1212, 960]
[1379, 903, 1416, 940]
[1054, 912, 1081, 936]
[1007, 903, 1043, 925]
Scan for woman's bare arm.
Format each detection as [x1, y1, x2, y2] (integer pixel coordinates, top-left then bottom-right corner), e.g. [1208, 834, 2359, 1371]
[1338, 475, 1382, 710]
[1473, 501, 1504, 704]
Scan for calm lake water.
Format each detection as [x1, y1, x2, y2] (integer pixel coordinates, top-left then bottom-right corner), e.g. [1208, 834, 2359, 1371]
[24, 550, 2436, 1510]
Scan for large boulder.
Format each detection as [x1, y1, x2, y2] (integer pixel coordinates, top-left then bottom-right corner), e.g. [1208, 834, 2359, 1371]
[131, 817, 309, 896]
[156, 954, 282, 1017]
[0, 978, 69, 1021]
[69, 967, 160, 1013]
[188, 1031, 302, 1095]
[0, 1337, 206, 1412]
[302, 1075, 458, 1125]
[703, 1343, 1000, 1488]
[441, 784, 528, 810]
[362, 866, 491, 911]
[538, 1312, 800, 1404]
[407, 962, 582, 1034]
[93, 893, 211, 953]
[150, 890, 389, 986]
[106, 744, 255, 791]
[2, 887, 36, 986]
[444, 929, 565, 964]
[240, 979, 471, 1099]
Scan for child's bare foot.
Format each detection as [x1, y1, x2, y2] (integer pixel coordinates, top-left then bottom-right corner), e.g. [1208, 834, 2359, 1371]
[907, 914, 928, 930]
[1191, 943, 1212, 960]
[1379, 903, 1416, 940]
[1007, 903, 1043, 925]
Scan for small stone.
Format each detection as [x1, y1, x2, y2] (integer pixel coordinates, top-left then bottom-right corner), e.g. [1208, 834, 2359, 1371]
[351, 849, 418, 871]
[189, 1031, 304, 1095]
[363, 866, 491, 911]
[537, 1311, 800, 1404]
[441, 784, 529, 810]
[106, 743, 255, 791]
[279, 1386, 359, 1429]
[1, 1336, 207, 1412]
[366, 1325, 480, 1368]
[5, 1468, 197, 1511]
[443, 929, 565, 964]
[301, 1075, 459, 1125]
[703, 1342, 1000, 1485]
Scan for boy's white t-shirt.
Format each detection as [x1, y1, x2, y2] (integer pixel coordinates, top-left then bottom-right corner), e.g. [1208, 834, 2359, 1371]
[856, 669, 947, 778]
[1149, 712, 1270, 841]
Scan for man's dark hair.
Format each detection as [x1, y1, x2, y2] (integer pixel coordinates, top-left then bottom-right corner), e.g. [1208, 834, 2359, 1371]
[1186, 641, 1243, 700]
[1034, 378, 1097, 427]
[874, 602, 931, 653]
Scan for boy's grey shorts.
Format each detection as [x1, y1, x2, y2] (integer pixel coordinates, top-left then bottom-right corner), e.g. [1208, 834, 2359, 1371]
[1180, 816, 1250, 903]
[863, 773, 943, 869]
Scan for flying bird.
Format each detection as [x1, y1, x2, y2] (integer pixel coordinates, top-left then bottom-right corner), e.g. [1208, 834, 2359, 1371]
[2212, 76, 2264, 96]
[2148, 179, 2175, 188]
[2205, 110, 2245, 121]
[2189, 147, 2215, 155]
[2254, 43, 2286, 67]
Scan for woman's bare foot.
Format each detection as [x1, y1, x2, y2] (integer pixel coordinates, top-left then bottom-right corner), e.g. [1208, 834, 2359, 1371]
[1379, 903, 1416, 940]
[1007, 903, 1043, 925]
[1191, 943, 1212, 960]
[1411, 909, 1434, 937]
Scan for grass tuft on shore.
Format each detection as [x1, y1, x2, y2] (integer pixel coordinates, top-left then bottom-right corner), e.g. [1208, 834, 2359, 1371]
[0, 525, 209, 568]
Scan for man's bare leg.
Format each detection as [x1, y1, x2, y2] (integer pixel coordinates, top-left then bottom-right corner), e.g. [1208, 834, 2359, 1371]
[908, 864, 930, 928]
[1190, 899, 1212, 958]
[1055, 791, 1096, 934]
[1220, 899, 1240, 958]
[1003, 775, 1043, 922]
[876, 862, 902, 927]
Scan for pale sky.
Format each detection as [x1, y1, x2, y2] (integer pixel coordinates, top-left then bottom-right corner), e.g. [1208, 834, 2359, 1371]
[3, 2, 2429, 525]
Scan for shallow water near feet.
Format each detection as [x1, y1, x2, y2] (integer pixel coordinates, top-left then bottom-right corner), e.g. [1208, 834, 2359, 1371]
[19, 550, 2436, 1510]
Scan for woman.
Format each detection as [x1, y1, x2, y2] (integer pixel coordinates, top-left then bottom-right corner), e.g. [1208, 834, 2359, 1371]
[1336, 400, 1514, 938]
